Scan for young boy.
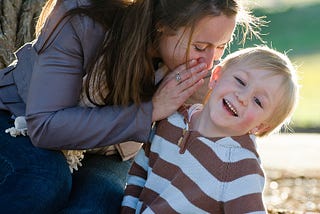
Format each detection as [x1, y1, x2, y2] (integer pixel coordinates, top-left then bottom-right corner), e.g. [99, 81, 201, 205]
[121, 46, 299, 213]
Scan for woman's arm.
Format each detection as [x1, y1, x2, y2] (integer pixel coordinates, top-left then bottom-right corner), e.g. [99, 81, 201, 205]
[26, 0, 208, 150]
[26, 9, 153, 149]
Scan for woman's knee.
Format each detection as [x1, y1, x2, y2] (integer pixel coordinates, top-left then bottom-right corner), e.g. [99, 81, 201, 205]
[0, 139, 72, 212]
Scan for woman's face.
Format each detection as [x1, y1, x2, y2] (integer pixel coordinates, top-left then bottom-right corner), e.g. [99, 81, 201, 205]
[158, 14, 236, 71]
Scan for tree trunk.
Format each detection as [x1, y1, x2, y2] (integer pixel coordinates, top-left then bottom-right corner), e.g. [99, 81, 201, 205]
[0, 0, 46, 68]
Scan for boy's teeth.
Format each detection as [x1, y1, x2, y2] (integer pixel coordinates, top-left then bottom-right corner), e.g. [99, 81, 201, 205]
[224, 99, 238, 116]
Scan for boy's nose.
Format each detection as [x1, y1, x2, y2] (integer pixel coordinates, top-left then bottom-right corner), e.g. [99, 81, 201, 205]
[235, 91, 249, 106]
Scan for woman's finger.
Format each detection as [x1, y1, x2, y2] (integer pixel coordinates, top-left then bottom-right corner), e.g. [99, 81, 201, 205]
[179, 78, 205, 100]
[172, 62, 207, 86]
[178, 67, 208, 90]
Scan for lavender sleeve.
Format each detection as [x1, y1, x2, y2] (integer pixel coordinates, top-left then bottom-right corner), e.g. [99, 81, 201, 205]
[25, 4, 153, 150]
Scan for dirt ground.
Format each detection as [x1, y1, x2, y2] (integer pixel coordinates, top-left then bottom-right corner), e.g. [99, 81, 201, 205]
[264, 169, 320, 213]
[257, 133, 320, 213]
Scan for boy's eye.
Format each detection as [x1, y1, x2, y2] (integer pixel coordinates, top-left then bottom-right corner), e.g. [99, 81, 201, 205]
[235, 76, 245, 86]
[254, 97, 263, 108]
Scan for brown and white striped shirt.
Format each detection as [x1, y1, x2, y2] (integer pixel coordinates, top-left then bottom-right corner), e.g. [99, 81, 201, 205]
[122, 105, 266, 214]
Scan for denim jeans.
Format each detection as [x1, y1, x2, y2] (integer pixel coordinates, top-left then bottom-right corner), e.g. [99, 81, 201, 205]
[59, 154, 132, 214]
[0, 110, 132, 214]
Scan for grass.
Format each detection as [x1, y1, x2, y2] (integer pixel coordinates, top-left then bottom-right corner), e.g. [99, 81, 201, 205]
[292, 53, 320, 129]
[231, 1, 320, 55]
[253, 3, 320, 55]
[229, 2, 320, 131]
[252, 0, 320, 9]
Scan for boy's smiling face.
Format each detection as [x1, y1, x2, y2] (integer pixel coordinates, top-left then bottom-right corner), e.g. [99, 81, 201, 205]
[200, 63, 285, 137]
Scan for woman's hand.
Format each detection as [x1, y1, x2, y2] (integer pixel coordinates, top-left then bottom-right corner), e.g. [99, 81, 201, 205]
[152, 60, 208, 122]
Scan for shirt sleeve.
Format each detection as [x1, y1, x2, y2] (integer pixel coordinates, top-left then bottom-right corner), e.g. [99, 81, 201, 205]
[121, 143, 150, 213]
[25, 7, 153, 149]
[223, 160, 266, 213]
[224, 188, 266, 213]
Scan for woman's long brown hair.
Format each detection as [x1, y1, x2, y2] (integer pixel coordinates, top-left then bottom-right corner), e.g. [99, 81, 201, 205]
[35, 0, 263, 106]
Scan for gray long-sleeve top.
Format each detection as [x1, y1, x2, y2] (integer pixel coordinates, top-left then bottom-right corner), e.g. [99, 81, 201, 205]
[24, 0, 153, 149]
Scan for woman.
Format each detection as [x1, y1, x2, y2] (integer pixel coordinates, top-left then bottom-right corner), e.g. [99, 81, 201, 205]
[0, 0, 261, 213]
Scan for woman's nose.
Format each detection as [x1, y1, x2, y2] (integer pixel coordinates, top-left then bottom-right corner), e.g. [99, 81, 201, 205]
[205, 51, 216, 69]
[197, 48, 221, 70]
[204, 48, 222, 70]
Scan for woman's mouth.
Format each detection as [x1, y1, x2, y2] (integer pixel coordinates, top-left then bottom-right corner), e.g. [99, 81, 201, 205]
[223, 98, 238, 117]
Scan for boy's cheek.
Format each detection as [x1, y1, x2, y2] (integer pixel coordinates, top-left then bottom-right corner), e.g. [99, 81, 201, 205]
[240, 113, 257, 127]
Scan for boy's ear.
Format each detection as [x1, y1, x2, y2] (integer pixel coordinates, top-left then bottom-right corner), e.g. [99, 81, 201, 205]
[249, 123, 270, 135]
[209, 66, 222, 89]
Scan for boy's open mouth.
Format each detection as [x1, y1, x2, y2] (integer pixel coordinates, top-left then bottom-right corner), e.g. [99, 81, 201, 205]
[223, 98, 238, 117]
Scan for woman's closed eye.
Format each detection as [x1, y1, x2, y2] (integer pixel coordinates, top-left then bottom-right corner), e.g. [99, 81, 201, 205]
[193, 44, 208, 52]
[217, 44, 227, 50]
[194, 44, 226, 52]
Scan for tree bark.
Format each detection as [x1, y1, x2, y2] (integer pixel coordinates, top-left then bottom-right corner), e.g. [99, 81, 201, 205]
[0, 0, 46, 68]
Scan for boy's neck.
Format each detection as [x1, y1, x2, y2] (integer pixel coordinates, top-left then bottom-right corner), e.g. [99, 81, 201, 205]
[189, 110, 220, 138]
[189, 106, 228, 138]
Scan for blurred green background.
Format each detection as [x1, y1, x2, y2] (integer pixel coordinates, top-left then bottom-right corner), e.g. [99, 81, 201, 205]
[229, 0, 320, 132]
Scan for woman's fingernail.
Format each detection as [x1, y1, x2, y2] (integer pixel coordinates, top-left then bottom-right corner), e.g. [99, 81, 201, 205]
[190, 59, 197, 64]
[199, 63, 207, 68]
